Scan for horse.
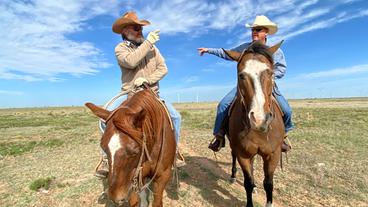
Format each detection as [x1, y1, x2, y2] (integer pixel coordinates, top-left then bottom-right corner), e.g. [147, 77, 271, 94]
[224, 41, 285, 207]
[85, 87, 176, 207]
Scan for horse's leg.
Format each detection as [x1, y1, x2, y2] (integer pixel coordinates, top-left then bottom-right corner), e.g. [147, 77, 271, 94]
[262, 150, 281, 207]
[230, 150, 237, 183]
[237, 156, 255, 207]
[251, 157, 257, 193]
[151, 169, 172, 207]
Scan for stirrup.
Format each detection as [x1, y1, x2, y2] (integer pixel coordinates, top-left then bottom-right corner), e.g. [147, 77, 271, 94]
[282, 135, 292, 153]
[176, 149, 186, 167]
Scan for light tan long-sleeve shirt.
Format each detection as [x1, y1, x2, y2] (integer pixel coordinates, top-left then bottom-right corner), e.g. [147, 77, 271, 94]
[115, 40, 168, 94]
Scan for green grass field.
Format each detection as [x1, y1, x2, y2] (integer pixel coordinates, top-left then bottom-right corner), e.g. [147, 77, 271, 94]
[0, 98, 367, 206]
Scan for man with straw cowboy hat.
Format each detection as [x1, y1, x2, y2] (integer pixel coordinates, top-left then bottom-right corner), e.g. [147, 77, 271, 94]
[198, 15, 294, 153]
[95, 11, 184, 179]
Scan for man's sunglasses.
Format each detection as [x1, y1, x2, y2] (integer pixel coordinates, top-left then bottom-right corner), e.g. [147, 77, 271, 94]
[252, 28, 265, 32]
[131, 25, 142, 31]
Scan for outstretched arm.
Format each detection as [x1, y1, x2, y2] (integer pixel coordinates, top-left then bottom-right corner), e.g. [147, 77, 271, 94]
[197, 42, 250, 61]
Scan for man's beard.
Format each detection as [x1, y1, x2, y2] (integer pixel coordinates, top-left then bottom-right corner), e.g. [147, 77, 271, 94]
[125, 31, 145, 45]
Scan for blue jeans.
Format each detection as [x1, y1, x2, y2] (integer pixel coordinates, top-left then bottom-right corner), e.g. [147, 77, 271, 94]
[213, 86, 294, 135]
[273, 87, 294, 132]
[213, 87, 237, 135]
[162, 99, 182, 143]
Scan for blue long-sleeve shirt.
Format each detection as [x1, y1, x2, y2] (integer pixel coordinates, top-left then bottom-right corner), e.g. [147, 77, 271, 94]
[207, 42, 287, 79]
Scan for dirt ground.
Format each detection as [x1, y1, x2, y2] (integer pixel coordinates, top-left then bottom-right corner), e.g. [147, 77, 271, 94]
[1, 98, 367, 206]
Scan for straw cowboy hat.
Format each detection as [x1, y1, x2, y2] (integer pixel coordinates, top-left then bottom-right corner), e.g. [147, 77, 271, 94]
[245, 15, 278, 35]
[112, 11, 150, 34]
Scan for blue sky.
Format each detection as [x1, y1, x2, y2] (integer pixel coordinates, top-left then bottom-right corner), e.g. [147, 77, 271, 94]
[0, 0, 368, 108]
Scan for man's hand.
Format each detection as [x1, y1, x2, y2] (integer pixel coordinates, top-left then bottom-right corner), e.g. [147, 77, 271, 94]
[134, 77, 149, 87]
[197, 47, 209, 56]
[147, 30, 160, 44]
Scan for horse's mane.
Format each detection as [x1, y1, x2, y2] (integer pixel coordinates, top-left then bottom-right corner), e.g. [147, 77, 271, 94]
[111, 89, 167, 145]
[243, 41, 274, 65]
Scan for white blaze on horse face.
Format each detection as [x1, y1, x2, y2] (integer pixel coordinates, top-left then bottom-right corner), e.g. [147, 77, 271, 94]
[108, 133, 122, 174]
[241, 59, 269, 124]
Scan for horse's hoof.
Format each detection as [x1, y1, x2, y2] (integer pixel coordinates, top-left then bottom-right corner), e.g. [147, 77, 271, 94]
[229, 177, 236, 184]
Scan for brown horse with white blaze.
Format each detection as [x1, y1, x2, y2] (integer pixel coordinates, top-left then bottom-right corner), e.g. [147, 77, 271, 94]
[85, 88, 176, 207]
[224, 41, 285, 207]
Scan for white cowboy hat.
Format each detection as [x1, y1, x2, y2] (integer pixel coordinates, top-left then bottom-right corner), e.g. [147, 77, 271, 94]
[112, 11, 150, 34]
[245, 15, 278, 35]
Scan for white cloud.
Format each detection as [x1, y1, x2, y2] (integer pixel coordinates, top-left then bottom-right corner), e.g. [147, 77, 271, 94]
[1, 0, 367, 83]
[133, 0, 367, 45]
[183, 76, 199, 83]
[0, 0, 118, 81]
[202, 68, 215, 72]
[0, 90, 24, 96]
[140, 0, 215, 34]
[299, 64, 368, 79]
[276, 63, 368, 98]
[277, 9, 368, 41]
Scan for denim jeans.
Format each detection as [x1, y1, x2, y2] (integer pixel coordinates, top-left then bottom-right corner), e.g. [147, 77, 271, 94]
[272, 87, 294, 132]
[162, 99, 181, 143]
[213, 87, 237, 135]
[213, 86, 294, 135]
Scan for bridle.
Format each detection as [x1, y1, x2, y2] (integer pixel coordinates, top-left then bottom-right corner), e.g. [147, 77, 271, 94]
[104, 84, 168, 204]
[236, 67, 276, 132]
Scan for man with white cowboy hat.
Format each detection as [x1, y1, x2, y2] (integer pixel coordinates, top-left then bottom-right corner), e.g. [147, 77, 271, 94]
[95, 11, 184, 178]
[198, 15, 294, 152]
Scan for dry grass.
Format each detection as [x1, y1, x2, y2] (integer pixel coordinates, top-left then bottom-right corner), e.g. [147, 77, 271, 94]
[0, 98, 367, 206]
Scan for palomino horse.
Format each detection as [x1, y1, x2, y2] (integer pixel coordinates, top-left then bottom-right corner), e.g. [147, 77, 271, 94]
[85, 87, 176, 207]
[224, 41, 285, 207]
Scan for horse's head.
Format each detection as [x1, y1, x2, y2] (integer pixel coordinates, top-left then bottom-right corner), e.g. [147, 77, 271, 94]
[85, 102, 146, 204]
[225, 41, 283, 132]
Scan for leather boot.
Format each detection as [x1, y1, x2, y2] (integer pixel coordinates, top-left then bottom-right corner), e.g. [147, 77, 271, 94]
[208, 135, 225, 152]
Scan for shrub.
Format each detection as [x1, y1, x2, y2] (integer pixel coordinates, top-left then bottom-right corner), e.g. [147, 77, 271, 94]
[29, 177, 54, 191]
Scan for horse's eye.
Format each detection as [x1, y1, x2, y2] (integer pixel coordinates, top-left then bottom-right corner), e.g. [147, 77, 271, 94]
[239, 73, 246, 80]
[126, 146, 140, 156]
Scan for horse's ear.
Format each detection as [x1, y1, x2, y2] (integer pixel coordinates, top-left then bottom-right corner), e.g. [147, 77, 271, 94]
[85, 102, 110, 121]
[268, 40, 284, 55]
[223, 49, 241, 62]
